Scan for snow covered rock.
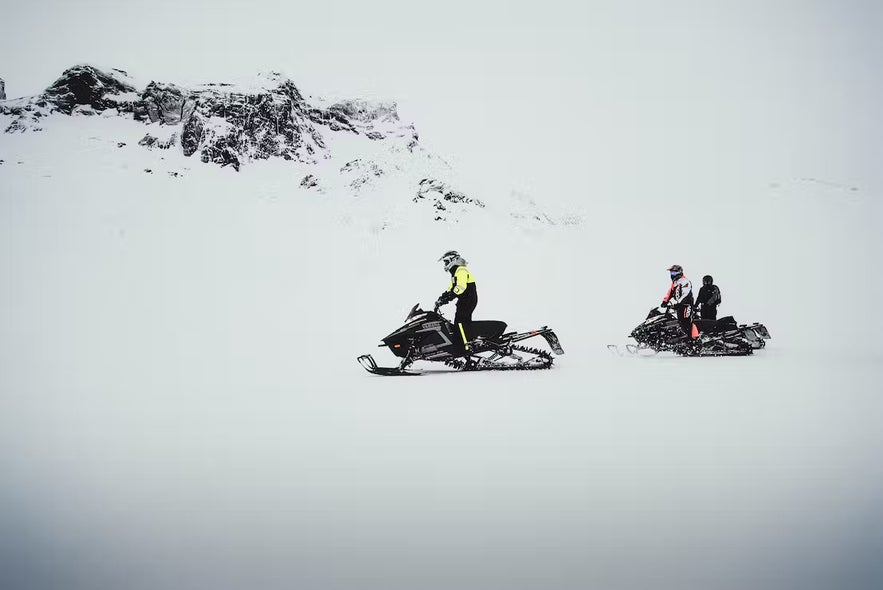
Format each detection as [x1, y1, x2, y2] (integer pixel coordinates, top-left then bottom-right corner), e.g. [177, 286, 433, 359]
[330, 99, 399, 125]
[44, 65, 136, 114]
[138, 132, 178, 150]
[413, 178, 486, 221]
[135, 82, 188, 124]
[340, 158, 385, 191]
[0, 98, 48, 132]
[185, 79, 327, 166]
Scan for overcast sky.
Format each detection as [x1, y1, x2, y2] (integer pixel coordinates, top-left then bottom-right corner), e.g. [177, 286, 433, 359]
[2, 0, 881, 201]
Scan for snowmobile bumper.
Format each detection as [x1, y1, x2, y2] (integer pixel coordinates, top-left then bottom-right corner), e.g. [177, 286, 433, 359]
[736, 323, 771, 349]
[747, 323, 771, 339]
[505, 327, 564, 355]
[540, 329, 565, 355]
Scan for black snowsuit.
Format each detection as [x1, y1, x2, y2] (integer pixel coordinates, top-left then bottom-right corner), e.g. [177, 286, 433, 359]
[696, 284, 722, 321]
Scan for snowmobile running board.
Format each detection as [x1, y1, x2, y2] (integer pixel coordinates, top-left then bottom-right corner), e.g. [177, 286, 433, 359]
[357, 354, 421, 376]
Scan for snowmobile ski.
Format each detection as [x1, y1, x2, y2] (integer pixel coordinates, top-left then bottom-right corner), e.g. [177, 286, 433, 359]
[357, 354, 422, 376]
[607, 343, 655, 356]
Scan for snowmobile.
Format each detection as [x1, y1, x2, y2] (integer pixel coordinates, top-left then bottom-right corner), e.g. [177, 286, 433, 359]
[357, 303, 564, 376]
[608, 306, 771, 357]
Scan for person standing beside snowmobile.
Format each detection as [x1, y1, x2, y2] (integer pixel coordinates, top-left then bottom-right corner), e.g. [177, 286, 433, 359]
[436, 250, 477, 350]
[663, 264, 695, 337]
[695, 275, 722, 320]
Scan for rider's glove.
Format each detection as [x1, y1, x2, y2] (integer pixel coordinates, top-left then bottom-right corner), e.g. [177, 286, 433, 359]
[436, 291, 454, 307]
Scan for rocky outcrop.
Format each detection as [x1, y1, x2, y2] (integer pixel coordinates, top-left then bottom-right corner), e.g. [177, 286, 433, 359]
[44, 65, 135, 114]
[135, 82, 188, 124]
[181, 113, 204, 157]
[0, 100, 47, 132]
[414, 178, 486, 221]
[340, 158, 385, 191]
[330, 99, 399, 124]
[0, 78, 6, 101]
[138, 133, 178, 150]
[189, 81, 327, 165]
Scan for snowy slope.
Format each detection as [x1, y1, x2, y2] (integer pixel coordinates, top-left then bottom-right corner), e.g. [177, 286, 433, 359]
[2, 69, 883, 590]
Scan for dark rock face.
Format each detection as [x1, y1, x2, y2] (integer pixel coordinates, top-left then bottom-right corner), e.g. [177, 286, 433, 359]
[200, 133, 241, 171]
[181, 113, 204, 157]
[0, 78, 6, 101]
[44, 65, 135, 114]
[184, 81, 327, 166]
[136, 82, 187, 124]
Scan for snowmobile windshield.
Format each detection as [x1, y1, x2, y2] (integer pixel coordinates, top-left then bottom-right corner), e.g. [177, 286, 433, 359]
[405, 304, 424, 321]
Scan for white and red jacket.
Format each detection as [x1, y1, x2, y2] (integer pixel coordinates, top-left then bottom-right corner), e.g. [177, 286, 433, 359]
[663, 276, 694, 306]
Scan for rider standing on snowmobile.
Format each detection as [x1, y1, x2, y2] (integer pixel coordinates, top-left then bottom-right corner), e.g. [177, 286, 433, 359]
[663, 264, 695, 337]
[695, 275, 722, 320]
[436, 250, 477, 350]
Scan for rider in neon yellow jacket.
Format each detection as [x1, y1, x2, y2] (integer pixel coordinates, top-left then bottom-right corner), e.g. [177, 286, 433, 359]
[436, 251, 477, 349]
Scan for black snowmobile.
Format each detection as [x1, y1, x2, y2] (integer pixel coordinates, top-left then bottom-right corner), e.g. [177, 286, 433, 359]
[609, 306, 771, 357]
[357, 303, 564, 376]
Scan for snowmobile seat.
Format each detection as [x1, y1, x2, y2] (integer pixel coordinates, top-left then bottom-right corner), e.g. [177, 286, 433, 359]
[468, 321, 507, 340]
[715, 316, 739, 333]
[695, 316, 738, 335]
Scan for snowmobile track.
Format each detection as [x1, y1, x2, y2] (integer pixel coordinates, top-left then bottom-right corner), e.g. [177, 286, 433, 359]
[443, 344, 554, 371]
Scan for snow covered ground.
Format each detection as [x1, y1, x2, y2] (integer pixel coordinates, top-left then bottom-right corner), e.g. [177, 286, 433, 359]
[2, 106, 883, 590]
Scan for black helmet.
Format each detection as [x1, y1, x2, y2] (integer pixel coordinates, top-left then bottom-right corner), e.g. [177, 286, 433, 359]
[703, 275, 713, 286]
[667, 264, 683, 280]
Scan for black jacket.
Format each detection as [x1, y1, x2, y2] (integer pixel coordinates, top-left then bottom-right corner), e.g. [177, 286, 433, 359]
[696, 284, 721, 308]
